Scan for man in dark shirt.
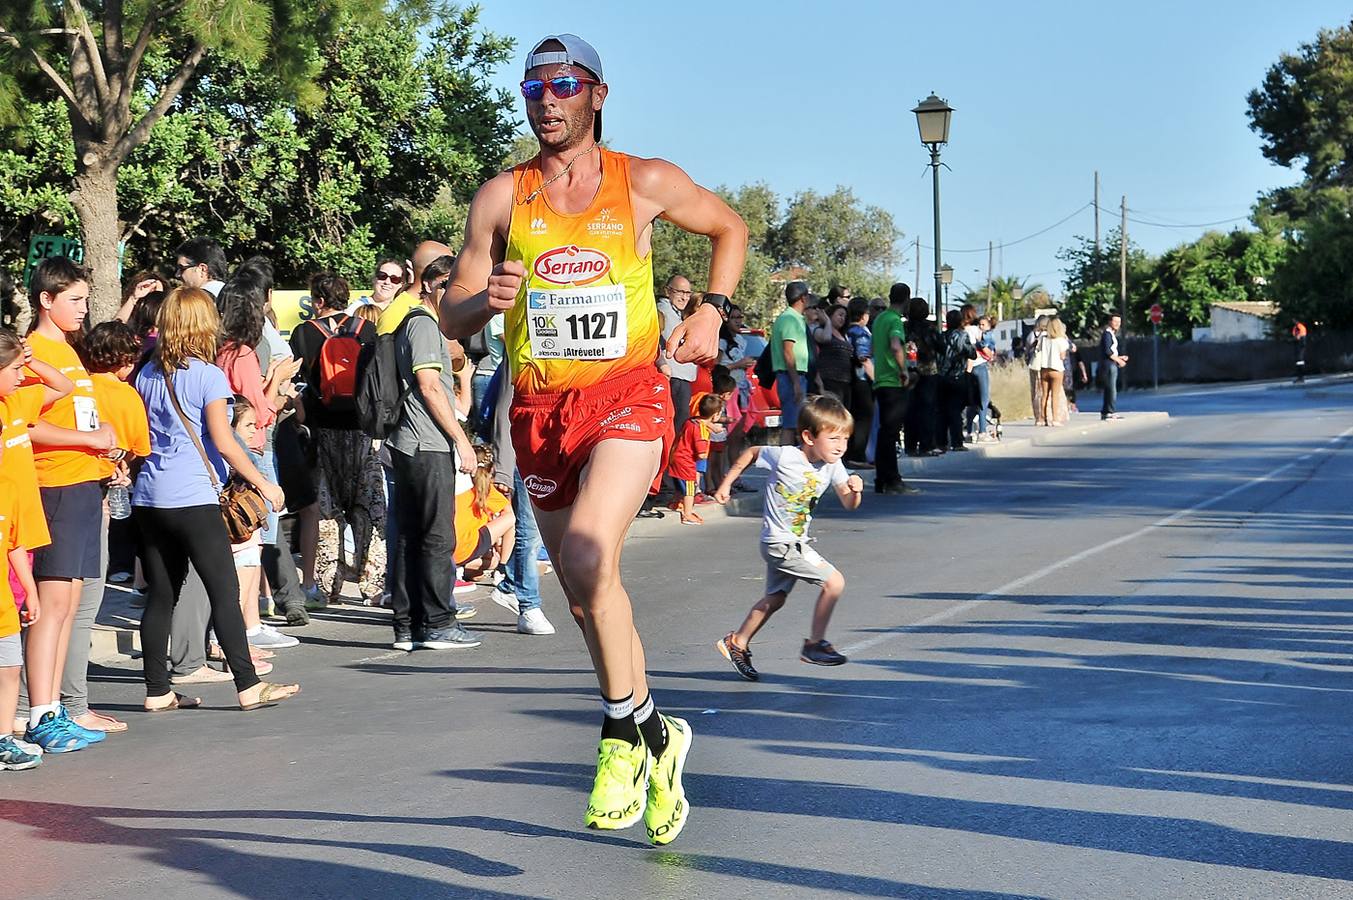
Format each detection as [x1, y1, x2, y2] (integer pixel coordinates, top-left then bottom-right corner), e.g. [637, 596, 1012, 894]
[1099, 314, 1128, 420]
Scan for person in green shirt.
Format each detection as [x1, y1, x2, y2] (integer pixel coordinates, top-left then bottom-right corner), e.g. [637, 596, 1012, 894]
[770, 281, 811, 443]
[871, 284, 920, 495]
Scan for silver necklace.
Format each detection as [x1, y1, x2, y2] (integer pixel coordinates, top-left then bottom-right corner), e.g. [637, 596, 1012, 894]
[519, 143, 598, 206]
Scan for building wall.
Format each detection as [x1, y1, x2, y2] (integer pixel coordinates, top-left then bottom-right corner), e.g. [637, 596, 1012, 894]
[1210, 308, 1274, 342]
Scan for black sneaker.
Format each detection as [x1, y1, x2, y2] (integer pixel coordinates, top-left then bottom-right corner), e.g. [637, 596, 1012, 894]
[392, 629, 415, 652]
[800, 639, 848, 666]
[717, 633, 759, 681]
[418, 625, 481, 650]
[877, 482, 920, 496]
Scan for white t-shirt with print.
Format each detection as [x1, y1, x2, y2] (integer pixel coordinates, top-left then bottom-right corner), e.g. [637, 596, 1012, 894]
[755, 445, 849, 544]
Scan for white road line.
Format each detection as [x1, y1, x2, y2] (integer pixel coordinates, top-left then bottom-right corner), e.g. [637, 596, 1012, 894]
[841, 424, 1353, 656]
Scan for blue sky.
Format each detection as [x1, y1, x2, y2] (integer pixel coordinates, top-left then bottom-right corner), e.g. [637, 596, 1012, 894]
[476, 1, 1348, 298]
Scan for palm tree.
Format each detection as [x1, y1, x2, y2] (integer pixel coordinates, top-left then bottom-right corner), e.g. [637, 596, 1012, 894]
[954, 275, 1048, 319]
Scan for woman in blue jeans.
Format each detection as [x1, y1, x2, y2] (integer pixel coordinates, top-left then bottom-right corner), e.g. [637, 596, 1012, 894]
[964, 313, 994, 440]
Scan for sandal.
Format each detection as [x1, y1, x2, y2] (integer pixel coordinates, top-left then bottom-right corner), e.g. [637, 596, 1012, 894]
[240, 682, 301, 711]
[145, 692, 203, 712]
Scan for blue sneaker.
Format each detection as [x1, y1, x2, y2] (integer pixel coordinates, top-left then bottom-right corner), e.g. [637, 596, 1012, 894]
[24, 711, 89, 753]
[0, 735, 42, 770]
[56, 707, 106, 744]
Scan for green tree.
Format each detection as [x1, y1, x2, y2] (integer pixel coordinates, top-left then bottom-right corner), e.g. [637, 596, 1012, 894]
[1056, 230, 1152, 338]
[0, 4, 516, 293]
[768, 185, 898, 297]
[1140, 227, 1286, 338]
[1247, 18, 1353, 327]
[954, 275, 1047, 320]
[0, 0, 394, 318]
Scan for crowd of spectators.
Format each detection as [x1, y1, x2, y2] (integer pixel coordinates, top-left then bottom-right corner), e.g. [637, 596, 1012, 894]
[0, 241, 1118, 770]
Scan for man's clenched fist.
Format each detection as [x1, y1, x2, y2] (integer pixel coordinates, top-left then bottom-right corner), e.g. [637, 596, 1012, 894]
[488, 260, 525, 311]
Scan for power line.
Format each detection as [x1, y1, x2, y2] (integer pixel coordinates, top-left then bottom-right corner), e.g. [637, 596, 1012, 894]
[1125, 210, 1251, 229]
[920, 202, 1094, 254]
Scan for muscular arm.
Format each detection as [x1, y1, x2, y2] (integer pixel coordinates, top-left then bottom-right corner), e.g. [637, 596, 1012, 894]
[632, 158, 748, 363]
[440, 173, 513, 341]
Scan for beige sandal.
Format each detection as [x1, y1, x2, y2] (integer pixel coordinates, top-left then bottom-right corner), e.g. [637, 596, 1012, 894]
[240, 682, 301, 711]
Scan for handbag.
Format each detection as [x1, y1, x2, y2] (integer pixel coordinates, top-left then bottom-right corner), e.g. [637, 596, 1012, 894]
[165, 369, 271, 544]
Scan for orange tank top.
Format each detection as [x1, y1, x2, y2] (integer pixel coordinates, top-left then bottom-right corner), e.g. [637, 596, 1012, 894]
[504, 149, 660, 396]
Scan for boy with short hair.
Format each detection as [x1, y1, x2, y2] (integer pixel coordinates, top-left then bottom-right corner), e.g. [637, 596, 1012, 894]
[81, 322, 151, 477]
[668, 392, 724, 526]
[713, 394, 864, 679]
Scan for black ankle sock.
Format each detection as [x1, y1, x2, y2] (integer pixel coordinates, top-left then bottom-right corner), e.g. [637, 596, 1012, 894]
[600, 693, 640, 746]
[633, 694, 669, 757]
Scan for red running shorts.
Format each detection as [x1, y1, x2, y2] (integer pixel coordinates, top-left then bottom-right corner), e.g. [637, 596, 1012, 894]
[510, 366, 675, 512]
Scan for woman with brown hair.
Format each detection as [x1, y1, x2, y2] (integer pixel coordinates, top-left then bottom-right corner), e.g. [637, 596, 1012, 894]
[132, 287, 299, 711]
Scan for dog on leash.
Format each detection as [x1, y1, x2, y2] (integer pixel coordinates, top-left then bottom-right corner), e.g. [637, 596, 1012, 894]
[987, 401, 1004, 440]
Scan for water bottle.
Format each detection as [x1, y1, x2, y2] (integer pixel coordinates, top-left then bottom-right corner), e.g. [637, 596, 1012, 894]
[106, 484, 131, 520]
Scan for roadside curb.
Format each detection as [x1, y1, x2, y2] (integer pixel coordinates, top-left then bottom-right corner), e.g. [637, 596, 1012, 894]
[897, 410, 1171, 472]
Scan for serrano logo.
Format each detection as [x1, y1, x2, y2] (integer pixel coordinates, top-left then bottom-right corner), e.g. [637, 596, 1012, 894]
[534, 245, 611, 286]
[524, 474, 558, 498]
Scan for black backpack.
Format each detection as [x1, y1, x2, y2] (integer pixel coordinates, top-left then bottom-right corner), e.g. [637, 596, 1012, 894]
[754, 342, 776, 387]
[355, 308, 433, 439]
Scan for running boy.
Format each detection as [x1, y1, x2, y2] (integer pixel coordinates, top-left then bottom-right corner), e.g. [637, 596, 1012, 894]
[668, 393, 723, 525]
[713, 394, 864, 680]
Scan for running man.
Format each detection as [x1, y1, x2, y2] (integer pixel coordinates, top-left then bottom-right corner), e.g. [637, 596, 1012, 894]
[440, 34, 747, 844]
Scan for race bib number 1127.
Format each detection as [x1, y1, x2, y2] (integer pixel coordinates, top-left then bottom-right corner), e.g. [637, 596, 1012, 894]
[526, 284, 628, 361]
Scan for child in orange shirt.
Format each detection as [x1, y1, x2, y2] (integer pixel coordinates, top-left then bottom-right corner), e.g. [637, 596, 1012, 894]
[454, 444, 516, 576]
[1, 490, 43, 770]
[20, 258, 121, 753]
[79, 322, 151, 478]
[1, 328, 70, 766]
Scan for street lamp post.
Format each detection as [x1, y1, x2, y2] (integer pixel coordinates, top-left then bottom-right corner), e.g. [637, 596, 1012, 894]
[1008, 286, 1024, 324]
[913, 93, 954, 325]
[939, 264, 954, 316]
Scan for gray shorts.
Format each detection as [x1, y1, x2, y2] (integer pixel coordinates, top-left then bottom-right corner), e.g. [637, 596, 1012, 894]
[0, 632, 21, 667]
[761, 541, 837, 596]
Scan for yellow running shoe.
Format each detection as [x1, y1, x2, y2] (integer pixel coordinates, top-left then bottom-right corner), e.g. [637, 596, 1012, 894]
[584, 737, 650, 830]
[644, 715, 692, 845]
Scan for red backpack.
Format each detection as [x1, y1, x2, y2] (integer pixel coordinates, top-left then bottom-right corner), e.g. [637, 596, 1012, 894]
[308, 315, 366, 410]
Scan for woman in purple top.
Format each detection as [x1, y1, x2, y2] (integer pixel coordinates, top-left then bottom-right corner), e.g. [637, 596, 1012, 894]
[133, 288, 300, 712]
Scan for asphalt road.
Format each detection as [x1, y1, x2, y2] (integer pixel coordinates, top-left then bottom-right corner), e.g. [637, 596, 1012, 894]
[4, 379, 1353, 900]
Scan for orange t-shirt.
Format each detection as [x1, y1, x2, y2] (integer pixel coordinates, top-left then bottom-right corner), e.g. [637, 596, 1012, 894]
[0, 386, 53, 551]
[454, 484, 509, 566]
[90, 372, 151, 479]
[22, 331, 105, 487]
[0, 495, 23, 638]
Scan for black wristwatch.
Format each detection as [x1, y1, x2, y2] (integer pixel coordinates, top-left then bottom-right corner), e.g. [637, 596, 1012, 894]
[701, 292, 731, 316]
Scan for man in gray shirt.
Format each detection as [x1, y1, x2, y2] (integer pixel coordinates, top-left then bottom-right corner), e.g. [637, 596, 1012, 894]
[387, 255, 479, 651]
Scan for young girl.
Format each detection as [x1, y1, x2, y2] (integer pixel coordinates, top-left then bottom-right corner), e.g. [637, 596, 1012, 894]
[454, 444, 516, 581]
[1, 327, 73, 761]
[229, 396, 294, 659]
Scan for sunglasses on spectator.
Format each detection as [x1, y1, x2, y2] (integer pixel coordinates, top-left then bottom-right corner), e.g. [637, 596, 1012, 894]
[520, 76, 600, 101]
[374, 271, 403, 283]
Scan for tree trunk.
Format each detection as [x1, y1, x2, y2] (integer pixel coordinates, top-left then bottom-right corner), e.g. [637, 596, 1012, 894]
[70, 158, 123, 323]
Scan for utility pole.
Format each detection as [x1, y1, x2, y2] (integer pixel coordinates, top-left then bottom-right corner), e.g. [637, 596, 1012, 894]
[1120, 195, 1128, 331]
[915, 235, 921, 295]
[1093, 171, 1101, 282]
[986, 240, 993, 308]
